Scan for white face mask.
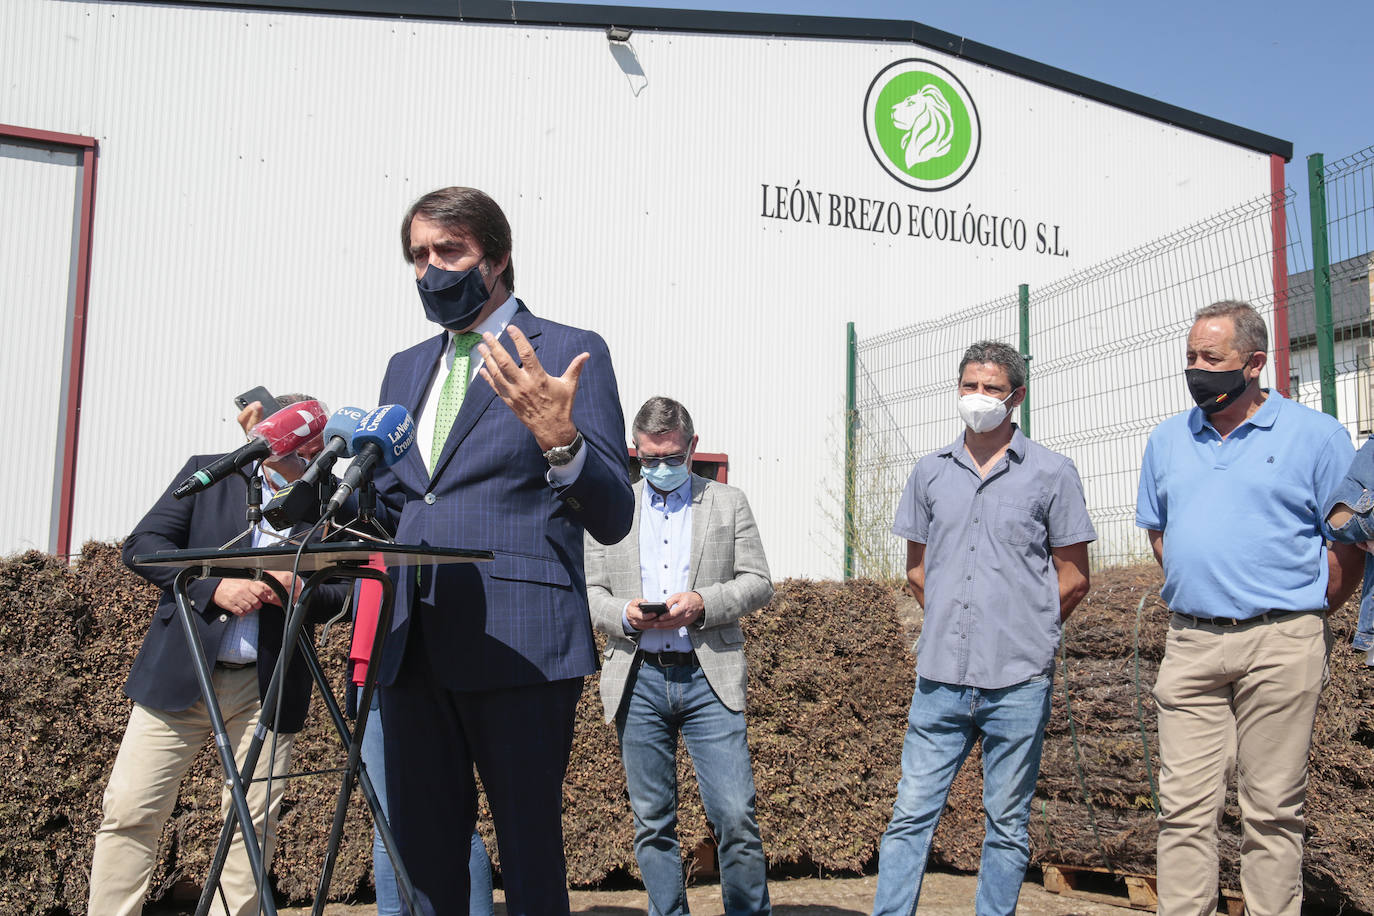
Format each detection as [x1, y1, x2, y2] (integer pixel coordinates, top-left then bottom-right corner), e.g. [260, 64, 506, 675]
[958, 391, 1014, 434]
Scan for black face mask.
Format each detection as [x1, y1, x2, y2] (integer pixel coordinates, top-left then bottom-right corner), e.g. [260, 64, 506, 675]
[416, 262, 491, 331]
[1184, 364, 1251, 415]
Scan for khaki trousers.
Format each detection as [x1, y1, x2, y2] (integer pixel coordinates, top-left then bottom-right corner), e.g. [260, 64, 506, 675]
[1153, 610, 1331, 916]
[88, 665, 294, 916]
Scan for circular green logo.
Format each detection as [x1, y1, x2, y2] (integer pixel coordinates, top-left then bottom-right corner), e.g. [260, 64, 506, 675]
[864, 59, 981, 191]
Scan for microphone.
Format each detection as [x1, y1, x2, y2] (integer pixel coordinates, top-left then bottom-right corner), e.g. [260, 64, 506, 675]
[300, 406, 368, 488]
[261, 406, 367, 529]
[173, 400, 330, 499]
[324, 405, 415, 519]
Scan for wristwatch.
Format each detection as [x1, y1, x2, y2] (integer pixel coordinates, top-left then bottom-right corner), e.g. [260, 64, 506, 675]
[543, 431, 584, 468]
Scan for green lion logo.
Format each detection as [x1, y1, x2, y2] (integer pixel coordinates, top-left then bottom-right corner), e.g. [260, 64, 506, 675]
[864, 59, 981, 191]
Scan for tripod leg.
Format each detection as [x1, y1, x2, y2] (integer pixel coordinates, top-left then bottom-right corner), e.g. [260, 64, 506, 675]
[299, 568, 417, 915]
[172, 567, 277, 916]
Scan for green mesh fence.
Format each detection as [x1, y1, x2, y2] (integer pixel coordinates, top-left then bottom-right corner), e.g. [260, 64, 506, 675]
[851, 188, 1310, 573]
[850, 292, 1020, 578]
[1295, 146, 1374, 435]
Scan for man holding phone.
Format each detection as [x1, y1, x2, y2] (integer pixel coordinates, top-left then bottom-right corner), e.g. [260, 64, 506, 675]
[89, 393, 345, 916]
[586, 396, 774, 916]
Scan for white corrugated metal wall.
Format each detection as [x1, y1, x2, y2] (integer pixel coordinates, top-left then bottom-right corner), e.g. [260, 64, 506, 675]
[0, 1, 1278, 576]
[0, 140, 80, 553]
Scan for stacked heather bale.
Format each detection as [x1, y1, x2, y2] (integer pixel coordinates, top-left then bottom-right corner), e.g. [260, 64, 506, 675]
[918, 566, 1243, 886]
[561, 578, 913, 884]
[560, 691, 636, 885]
[729, 578, 913, 872]
[1033, 576, 1188, 877]
[7, 549, 1374, 913]
[0, 545, 152, 913]
[1038, 570, 1374, 912]
[0, 543, 380, 912]
[924, 563, 1374, 913]
[1304, 609, 1374, 909]
[249, 615, 374, 903]
[561, 569, 1374, 912]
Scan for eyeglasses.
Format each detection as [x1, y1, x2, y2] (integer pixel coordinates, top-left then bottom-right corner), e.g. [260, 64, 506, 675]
[637, 452, 689, 469]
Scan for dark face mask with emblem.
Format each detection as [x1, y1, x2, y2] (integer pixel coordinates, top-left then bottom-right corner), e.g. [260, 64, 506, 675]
[1184, 356, 1254, 415]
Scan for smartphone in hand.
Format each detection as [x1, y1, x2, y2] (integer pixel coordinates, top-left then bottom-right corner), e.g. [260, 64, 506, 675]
[639, 602, 669, 618]
[234, 386, 276, 413]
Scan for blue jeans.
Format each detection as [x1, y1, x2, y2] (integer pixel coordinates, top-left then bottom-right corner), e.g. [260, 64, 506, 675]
[1317, 438, 1374, 651]
[616, 658, 770, 916]
[871, 675, 1053, 916]
[363, 696, 493, 916]
[1354, 565, 1374, 651]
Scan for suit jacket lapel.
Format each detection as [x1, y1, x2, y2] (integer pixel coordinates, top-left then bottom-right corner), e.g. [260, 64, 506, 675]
[690, 475, 712, 589]
[430, 303, 542, 484]
[394, 332, 447, 490]
[614, 481, 645, 597]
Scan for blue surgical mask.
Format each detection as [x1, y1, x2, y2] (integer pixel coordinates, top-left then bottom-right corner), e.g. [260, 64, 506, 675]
[642, 462, 689, 493]
[417, 262, 491, 331]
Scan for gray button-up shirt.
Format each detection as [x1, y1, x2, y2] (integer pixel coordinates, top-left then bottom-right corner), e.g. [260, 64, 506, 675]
[892, 426, 1097, 689]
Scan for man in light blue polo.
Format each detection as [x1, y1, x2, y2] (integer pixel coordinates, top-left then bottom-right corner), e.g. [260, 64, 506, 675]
[1137, 300, 1362, 916]
[872, 340, 1095, 916]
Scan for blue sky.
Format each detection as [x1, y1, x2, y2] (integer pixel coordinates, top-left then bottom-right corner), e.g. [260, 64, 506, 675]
[591, 0, 1373, 221]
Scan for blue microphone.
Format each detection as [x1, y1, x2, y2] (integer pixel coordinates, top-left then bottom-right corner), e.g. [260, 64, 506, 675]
[298, 406, 368, 488]
[324, 405, 416, 519]
[261, 406, 370, 528]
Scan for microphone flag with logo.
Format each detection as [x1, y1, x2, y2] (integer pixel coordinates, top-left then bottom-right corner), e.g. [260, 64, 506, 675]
[324, 405, 416, 519]
[173, 399, 330, 499]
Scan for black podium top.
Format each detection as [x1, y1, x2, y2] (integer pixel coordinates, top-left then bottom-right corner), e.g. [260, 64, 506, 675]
[133, 541, 494, 573]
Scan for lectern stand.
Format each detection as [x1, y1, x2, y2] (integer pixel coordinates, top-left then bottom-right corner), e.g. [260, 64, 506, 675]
[134, 542, 491, 916]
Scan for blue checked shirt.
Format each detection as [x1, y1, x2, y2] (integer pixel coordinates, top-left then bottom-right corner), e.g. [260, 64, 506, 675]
[893, 426, 1097, 689]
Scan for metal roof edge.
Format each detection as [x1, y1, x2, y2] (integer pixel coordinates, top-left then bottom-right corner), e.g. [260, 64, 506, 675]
[108, 0, 1293, 160]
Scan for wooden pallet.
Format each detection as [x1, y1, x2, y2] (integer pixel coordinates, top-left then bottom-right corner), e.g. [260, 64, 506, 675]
[1043, 864, 1158, 910]
[1042, 864, 1244, 914]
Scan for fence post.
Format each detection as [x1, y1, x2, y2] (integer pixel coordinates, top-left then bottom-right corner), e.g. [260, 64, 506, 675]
[844, 321, 857, 581]
[1308, 153, 1338, 418]
[1019, 284, 1032, 436]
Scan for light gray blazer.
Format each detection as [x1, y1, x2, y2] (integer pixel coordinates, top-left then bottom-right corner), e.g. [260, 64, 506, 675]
[585, 474, 773, 722]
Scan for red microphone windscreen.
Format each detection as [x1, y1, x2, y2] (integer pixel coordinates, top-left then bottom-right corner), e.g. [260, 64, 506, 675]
[252, 400, 330, 457]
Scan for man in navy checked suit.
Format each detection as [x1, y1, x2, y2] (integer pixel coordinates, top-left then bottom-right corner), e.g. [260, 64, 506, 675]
[371, 187, 634, 915]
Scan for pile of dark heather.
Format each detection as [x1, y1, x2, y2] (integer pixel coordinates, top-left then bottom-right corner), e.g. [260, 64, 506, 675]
[3, 546, 1372, 913]
[921, 564, 1374, 913]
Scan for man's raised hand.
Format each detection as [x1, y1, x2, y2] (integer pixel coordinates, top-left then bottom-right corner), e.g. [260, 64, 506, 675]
[478, 325, 587, 450]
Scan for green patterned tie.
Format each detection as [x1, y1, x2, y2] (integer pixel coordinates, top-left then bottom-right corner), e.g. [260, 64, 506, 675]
[429, 332, 483, 471]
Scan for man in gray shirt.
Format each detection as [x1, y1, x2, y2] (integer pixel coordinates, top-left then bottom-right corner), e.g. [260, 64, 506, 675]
[871, 341, 1096, 916]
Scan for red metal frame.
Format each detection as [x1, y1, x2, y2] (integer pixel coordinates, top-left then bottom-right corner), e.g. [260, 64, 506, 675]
[2, 124, 99, 556]
[1270, 153, 1290, 398]
[627, 448, 729, 483]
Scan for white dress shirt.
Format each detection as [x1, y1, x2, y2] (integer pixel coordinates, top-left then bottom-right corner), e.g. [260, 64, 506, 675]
[413, 294, 586, 485]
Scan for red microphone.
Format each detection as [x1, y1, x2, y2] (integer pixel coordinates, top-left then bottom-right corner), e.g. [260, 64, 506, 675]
[173, 399, 330, 499]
